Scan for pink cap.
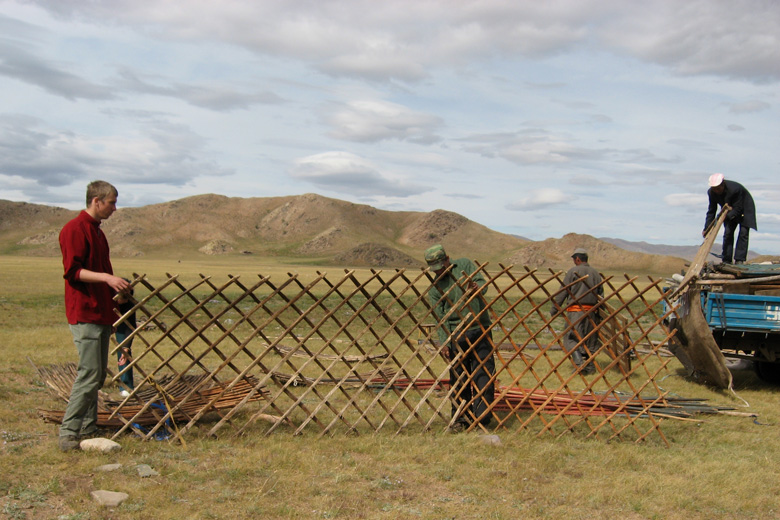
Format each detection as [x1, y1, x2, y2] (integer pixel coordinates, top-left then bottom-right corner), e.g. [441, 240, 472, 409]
[708, 173, 724, 187]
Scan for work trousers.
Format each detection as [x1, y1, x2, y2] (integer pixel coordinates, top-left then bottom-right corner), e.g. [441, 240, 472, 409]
[563, 310, 600, 367]
[450, 328, 496, 425]
[722, 219, 750, 263]
[59, 323, 111, 438]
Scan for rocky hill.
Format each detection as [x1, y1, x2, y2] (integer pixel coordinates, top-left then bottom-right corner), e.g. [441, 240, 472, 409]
[0, 194, 523, 265]
[0, 194, 689, 273]
[506, 233, 688, 273]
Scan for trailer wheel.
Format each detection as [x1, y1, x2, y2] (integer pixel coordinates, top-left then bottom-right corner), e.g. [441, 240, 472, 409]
[755, 361, 780, 384]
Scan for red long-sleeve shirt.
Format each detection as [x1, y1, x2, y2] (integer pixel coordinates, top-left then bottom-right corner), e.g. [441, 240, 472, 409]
[59, 210, 116, 325]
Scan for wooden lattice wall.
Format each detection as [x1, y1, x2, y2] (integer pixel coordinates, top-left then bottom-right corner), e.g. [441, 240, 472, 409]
[69, 264, 681, 444]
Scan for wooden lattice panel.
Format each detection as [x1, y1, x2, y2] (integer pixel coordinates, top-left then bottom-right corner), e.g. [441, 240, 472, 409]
[91, 264, 680, 444]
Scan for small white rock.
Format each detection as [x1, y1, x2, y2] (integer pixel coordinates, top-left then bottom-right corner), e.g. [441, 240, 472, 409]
[136, 464, 160, 477]
[91, 490, 129, 507]
[80, 437, 122, 453]
[478, 434, 502, 446]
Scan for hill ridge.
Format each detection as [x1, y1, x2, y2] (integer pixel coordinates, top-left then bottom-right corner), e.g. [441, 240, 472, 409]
[0, 195, 688, 273]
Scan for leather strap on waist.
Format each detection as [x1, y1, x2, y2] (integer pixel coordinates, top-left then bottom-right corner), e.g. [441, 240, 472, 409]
[566, 304, 594, 313]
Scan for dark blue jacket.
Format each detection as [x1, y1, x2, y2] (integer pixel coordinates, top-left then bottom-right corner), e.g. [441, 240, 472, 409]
[704, 180, 757, 231]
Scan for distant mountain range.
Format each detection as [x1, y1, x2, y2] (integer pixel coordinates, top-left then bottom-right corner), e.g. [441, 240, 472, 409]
[1, 193, 771, 274]
[598, 237, 760, 263]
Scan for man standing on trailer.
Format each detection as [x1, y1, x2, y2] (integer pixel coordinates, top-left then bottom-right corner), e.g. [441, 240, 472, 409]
[703, 173, 757, 265]
[58, 180, 129, 451]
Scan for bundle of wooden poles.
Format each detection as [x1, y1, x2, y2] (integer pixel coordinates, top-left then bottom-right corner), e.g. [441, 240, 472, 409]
[491, 386, 729, 419]
[35, 362, 267, 427]
[364, 376, 731, 419]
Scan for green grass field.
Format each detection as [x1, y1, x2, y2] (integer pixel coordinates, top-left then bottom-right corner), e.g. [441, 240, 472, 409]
[2, 256, 780, 519]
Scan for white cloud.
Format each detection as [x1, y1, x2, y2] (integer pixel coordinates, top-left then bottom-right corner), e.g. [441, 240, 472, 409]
[22, 0, 780, 84]
[290, 151, 431, 198]
[0, 114, 231, 195]
[447, 193, 483, 200]
[755, 188, 780, 202]
[602, 0, 780, 83]
[728, 100, 772, 114]
[506, 188, 574, 211]
[459, 131, 600, 165]
[0, 39, 114, 100]
[115, 69, 284, 111]
[752, 231, 780, 240]
[323, 100, 442, 144]
[664, 193, 707, 207]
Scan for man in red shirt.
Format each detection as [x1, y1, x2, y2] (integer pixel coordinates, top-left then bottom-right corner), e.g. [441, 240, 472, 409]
[58, 181, 129, 451]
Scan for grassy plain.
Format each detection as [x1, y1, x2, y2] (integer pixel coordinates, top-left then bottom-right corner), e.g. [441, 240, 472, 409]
[2, 256, 780, 519]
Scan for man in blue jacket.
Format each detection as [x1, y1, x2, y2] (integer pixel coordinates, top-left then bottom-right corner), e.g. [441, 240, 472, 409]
[703, 173, 757, 264]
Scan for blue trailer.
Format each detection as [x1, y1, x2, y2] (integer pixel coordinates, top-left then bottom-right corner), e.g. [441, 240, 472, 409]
[703, 292, 780, 335]
[697, 264, 780, 382]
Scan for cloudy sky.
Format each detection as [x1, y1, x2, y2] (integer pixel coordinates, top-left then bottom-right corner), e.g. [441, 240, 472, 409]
[1, 1, 778, 251]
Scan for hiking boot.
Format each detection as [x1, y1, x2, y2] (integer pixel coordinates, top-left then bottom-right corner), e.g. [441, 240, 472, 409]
[572, 363, 595, 375]
[58, 435, 80, 452]
[447, 421, 468, 434]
